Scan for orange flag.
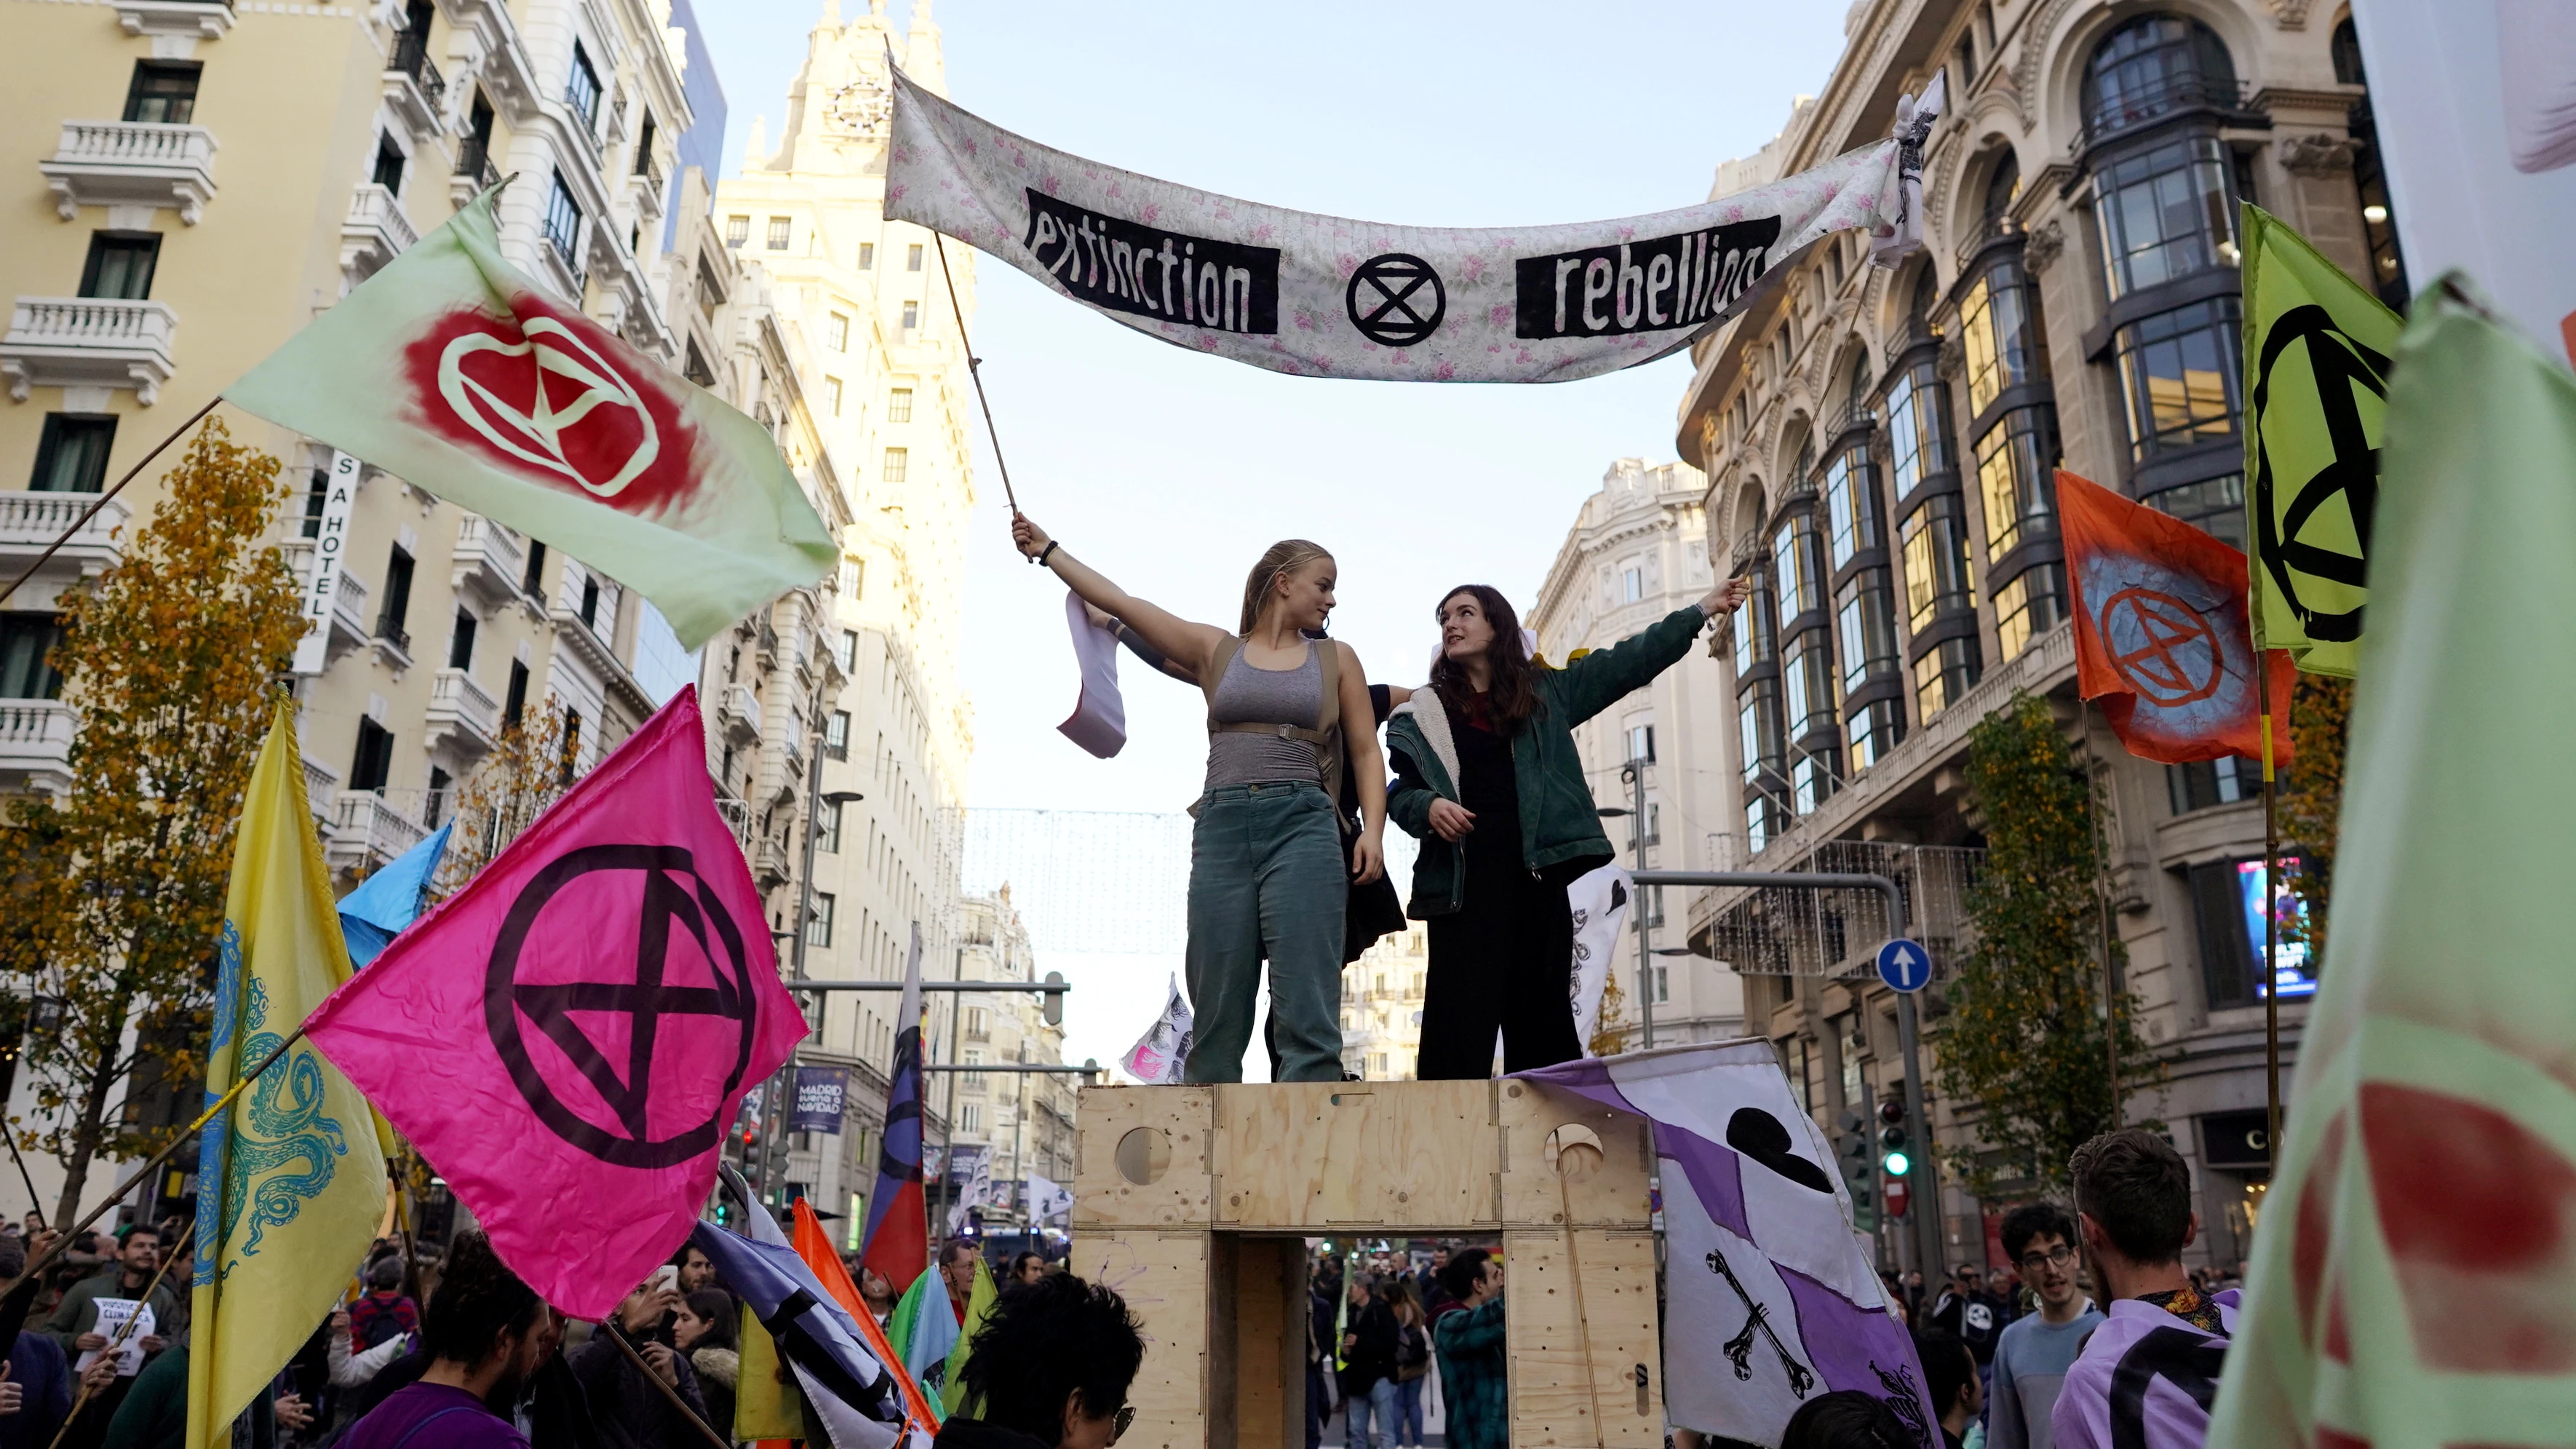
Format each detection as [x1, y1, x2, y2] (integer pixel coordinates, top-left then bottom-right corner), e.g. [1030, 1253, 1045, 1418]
[2059, 469, 2293, 766]
[793, 1198, 942, 1432]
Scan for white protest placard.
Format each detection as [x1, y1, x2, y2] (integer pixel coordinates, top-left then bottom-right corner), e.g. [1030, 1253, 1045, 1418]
[73, 1298, 152, 1378]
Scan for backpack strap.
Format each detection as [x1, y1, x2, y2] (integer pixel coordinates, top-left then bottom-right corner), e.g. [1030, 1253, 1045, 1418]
[1204, 640, 1347, 803]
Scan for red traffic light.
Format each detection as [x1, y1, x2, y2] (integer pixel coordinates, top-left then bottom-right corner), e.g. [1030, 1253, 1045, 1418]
[1877, 1097, 1905, 1125]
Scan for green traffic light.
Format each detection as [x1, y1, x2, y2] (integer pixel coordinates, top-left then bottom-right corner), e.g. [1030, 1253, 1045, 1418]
[1883, 1150, 1911, 1177]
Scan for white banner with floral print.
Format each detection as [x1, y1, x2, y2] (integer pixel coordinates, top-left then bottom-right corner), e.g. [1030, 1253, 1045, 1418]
[886, 68, 1941, 384]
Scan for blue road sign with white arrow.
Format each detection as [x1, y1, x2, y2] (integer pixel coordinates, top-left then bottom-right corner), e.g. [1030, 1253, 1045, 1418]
[1877, 938, 1932, 993]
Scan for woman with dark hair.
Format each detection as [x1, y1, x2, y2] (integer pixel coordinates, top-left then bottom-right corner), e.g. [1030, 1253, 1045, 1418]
[1011, 515, 1386, 1084]
[341, 1232, 557, 1449]
[672, 1290, 739, 1438]
[941, 1271, 1144, 1449]
[1388, 577, 1745, 1078]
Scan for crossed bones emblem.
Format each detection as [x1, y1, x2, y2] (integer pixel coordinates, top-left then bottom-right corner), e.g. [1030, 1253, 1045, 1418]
[1706, 1247, 1816, 1397]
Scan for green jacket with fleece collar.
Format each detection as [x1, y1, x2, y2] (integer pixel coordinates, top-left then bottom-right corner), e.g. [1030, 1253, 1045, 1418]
[1384, 603, 1709, 918]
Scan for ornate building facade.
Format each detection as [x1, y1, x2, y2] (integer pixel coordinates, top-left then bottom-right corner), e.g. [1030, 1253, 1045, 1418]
[1675, 0, 2400, 1274]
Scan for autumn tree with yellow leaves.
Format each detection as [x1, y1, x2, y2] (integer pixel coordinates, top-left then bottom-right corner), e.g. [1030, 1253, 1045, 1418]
[0, 420, 305, 1223]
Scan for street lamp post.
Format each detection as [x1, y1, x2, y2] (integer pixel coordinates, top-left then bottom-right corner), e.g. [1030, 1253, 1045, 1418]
[762, 739, 862, 1206]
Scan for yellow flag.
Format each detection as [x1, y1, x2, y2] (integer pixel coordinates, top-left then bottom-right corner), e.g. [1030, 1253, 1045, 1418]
[940, 1258, 1001, 1416]
[186, 701, 388, 1449]
[734, 1309, 807, 1440]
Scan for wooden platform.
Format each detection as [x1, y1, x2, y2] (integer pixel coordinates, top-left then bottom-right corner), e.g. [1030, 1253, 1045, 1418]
[1070, 1079, 1666, 1448]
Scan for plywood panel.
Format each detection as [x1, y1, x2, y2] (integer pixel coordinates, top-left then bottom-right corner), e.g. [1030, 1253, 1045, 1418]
[1074, 1085, 1215, 1229]
[1211, 1081, 1499, 1231]
[1074, 1231, 1209, 1449]
[1498, 1079, 1655, 1231]
[1228, 1238, 1303, 1449]
[1503, 1228, 1665, 1447]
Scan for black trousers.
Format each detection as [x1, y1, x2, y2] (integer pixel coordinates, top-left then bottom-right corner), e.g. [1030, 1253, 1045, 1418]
[1415, 856, 1581, 1079]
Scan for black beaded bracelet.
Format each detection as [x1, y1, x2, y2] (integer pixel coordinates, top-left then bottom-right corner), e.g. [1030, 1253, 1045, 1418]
[1037, 540, 1062, 567]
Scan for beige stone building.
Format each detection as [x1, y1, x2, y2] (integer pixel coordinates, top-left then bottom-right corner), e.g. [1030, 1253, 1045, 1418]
[1339, 924, 1427, 1081]
[1527, 457, 1746, 1051]
[1673, 0, 2402, 1274]
[717, 1, 987, 1232]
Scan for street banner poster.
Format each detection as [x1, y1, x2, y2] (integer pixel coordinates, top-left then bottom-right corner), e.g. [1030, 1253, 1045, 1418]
[1514, 1043, 1938, 1447]
[304, 687, 808, 1319]
[2059, 470, 2293, 767]
[2241, 205, 2400, 680]
[1120, 975, 1193, 1084]
[792, 1065, 851, 1134]
[1567, 862, 1631, 1055]
[887, 68, 1940, 384]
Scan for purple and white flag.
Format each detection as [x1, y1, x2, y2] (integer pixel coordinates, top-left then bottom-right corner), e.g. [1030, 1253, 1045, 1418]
[1514, 1041, 1940, 1448]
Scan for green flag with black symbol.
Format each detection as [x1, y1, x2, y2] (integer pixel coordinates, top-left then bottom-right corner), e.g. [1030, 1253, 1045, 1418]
[2242, 203, 2402, 677]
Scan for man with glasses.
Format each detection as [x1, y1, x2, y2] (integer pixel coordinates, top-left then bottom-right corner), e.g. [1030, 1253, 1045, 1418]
[940, 1270, 1145, 1449]
[1986, 1203, 2102, 1449]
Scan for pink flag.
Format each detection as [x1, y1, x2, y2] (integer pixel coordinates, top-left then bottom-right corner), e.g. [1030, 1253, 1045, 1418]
[305, 688, 806, 1319]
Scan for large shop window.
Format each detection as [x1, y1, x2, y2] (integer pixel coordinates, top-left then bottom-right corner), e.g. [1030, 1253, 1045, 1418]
[1848, 698, 1904, 774]
[2169, 755, 2264, 814]
[2094, 135, 2239, 298]
[1901, 496, 1977, 632]
[2190, 856, 2316, 1010]
[1834, 570, 1899, 693]
[2144, 474, 2247, 550]
[2083, 15, 2239, 139]
[1995, 563, 2068, 662]
[1782, 630, 1837, 739]
[1912, 637, 1981, 721]
[1884, 362, 1951, 495]
[1976, 408, 2059, 558]
[1824, 446, 1880, 568]
[2117, 297, 2243, 458]
[1960, 258, 2046, 417]
[1772, 515, 1823, 619]
[1738, 679, 1784, 784]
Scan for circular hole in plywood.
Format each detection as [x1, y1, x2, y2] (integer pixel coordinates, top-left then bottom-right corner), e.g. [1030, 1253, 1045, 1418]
[1546, 1123, 1605, 1183]
[1116, 1126, 1172, 1186]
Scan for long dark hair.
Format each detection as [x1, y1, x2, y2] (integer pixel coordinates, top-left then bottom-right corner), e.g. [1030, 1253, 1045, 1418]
[1429, 585, 1541, 732]
[421, 1231, 545, 1367]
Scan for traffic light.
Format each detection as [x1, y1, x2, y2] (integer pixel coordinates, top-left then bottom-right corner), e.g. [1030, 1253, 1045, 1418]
[1836, 1109, 1877, 1232]
[1877, 1097, 1911, 1179]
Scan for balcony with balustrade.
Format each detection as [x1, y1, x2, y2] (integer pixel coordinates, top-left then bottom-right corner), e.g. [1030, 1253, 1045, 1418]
[38, 120, 218, 224]
[720, 681, 764, 747]
[1, 298, 176, 405]
[327, 788, 430, 875]
[426, 667, 501, 760]
[450, 515, 528, 614]
[341, 183, 420, 287]
[0, 700, 76, 798]
[0, 490, 129, 584]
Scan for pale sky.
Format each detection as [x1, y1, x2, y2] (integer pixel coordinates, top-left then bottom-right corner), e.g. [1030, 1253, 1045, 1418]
[695, 1, 1854, 1073]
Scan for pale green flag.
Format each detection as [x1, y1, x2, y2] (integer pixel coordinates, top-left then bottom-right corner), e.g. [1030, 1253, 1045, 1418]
[2208, 283, 2576, 1448]
[226, 187, 834, 648]
[2241, 204, 2402, 677]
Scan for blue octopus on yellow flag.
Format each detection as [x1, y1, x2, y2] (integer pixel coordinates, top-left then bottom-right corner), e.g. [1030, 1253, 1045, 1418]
[194, 922, 347, 1287]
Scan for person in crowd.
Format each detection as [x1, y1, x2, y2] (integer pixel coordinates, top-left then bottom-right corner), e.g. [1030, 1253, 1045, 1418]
[350, 1255, 424, 1354]
[1928, 1263, 2003, 1384]
[1337, 1274, 1396, 1449]
[672, 1288, 739, 1439]
[326, 1303, 419, 1432]
[1781, 1390, 1917, 1449]
[939, 1240, 981, 1325]
[44, 1224, 175, 1364]
[1415, 1247, 1452, 1318]
[565, 1277, 710, 1449]
[1987, 1202, 2103, 1449]
[2052, 1130, 2236, 1449]
[1304, 1262, 1336, 1449]
[340, 1231, 556, 1449]
[937, 1271, 1144, 1449]
[1915, 1327, 1982, 1449]
[0, 1231, 71, 1449]
[1007, 1253, 1046, 1290]
[96, 1329, 314, 1449]
[1012, 515, 1386, 1084]
[1431, 1249, 1504, 1449]
[670, 1244, 721, 1298]
[1386, 577, 1745, 1077]
[1380, 1281, 1433, 1449]
[859, 1266, 899, 1328]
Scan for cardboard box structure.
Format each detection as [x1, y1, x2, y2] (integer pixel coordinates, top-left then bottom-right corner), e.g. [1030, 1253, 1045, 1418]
[1071, 1080, 1666, 1448]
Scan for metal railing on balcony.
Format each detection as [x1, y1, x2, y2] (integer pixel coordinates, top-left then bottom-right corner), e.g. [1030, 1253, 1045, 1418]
[389, 28, 446, 108]
[2076, 76, 2263, 156]
[453, 135, 501, 195]
[1954, 213, 2024, 270]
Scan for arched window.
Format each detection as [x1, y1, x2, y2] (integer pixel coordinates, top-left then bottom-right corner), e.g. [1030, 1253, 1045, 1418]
[1909, 265, 1939, 330]
[1848, 349, 1875, 425]
[2083, 15, 2238, 132]
[1981, 151, 2022, 222]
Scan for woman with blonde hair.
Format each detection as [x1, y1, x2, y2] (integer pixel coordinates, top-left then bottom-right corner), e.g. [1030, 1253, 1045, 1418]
[1011, 515, 1385, 1083]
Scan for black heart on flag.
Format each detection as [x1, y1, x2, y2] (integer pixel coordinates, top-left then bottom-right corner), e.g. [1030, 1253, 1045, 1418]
[1726, 1106, 1834, 1194]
